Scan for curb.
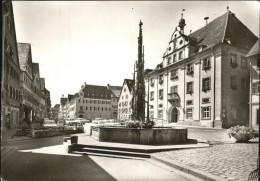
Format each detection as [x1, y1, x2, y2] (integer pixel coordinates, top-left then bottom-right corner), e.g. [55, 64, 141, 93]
[163, 124, 225, 130]
[150, 154, 227, 181]
[1, 146, 17, 162]
[2, 137, 33, 143]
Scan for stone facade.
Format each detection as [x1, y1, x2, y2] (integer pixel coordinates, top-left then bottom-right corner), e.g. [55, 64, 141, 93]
[1, 1, 21, 129]
[246, 39, 259, 130]
[64, 83, 121, 120]
[145, 10, 257, 128]
[118, 79, 134, 120]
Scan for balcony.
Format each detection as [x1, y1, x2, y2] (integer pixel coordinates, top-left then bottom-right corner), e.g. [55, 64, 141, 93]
[167, 92, 180, 106]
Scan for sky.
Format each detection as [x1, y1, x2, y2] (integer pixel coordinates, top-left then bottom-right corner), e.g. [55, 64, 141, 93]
[12, 1, 259, 106]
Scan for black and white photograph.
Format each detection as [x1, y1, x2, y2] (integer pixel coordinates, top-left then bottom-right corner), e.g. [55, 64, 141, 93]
[1, 1, 259, 180]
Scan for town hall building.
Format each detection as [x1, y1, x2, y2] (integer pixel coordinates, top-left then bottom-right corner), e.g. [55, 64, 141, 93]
[145, 9, 258, 128]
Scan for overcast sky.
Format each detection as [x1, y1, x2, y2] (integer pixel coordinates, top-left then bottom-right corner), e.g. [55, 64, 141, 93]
[12, 1, 259, 106]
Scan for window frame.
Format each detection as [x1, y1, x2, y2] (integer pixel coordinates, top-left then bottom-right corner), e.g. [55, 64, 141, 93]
[202, 77, 211, 92]
[186, 81, 194, 94]
[186, 108, 193, 119]
[159, 89, 164, 99]
[202, 107, 211, 120]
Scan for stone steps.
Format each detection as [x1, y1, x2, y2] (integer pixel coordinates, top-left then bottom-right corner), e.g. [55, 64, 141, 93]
[72, 146, 151, 158]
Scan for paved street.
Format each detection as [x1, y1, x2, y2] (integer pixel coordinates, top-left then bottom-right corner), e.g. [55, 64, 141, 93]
[1, 135, 194, 181]
[154, 127, 259, 181]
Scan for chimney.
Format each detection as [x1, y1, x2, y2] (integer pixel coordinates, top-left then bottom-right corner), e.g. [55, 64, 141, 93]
[62, 94, 64, 97]
[204, 17, 209, 25]
[81, 85, 84, 89]
[84, 82, 86, 86]
[107, 84, 110, 90]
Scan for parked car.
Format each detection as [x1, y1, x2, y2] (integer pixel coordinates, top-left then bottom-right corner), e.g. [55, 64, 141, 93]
[64, 120, 84, 132]
[42, 118, 57, 128]
[57, 120, 66, 127]
[75, 118, 90, 124]
[92, 118, 104, 124]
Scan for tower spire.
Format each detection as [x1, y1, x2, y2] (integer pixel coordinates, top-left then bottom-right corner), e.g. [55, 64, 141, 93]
[133, 20, 145, 121]
[178, 9, 186, 34]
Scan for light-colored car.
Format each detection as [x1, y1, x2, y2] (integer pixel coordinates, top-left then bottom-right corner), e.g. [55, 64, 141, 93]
[57, 120, 65, 127]
[75, 118, 90, 124]
[92, 118, 104, 124]
[42, 118, 57, 128]
[64, 120, 84, 132]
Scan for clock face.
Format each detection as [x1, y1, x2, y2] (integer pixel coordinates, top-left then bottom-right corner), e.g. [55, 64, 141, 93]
[80, 92, 84, 97]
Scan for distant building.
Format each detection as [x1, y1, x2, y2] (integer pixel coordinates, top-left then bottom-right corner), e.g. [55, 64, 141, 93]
[50, 104, 60, 121]
[64, 83, 121, 120]
[32, 63, 44, 122]
[118, 79, 134, 120]
[18, 43, 35, 124]
[145, 10, 257, 128]
[40, 78, 51, 118]
[246, 39, 259, 130]
[59, 95, 68, 119]
[1, 1, 21, 129]
[107, 85, 122, 119]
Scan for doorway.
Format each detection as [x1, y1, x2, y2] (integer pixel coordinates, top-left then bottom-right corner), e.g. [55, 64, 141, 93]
[171, 107, 178, 123]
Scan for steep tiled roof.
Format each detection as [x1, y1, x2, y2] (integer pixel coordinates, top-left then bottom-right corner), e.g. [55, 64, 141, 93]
[82, 84, 111, 100]
[147, 10, 258, 75]
[246, 39, 259, 57]
[110, 86, 122, 97]
[17, 43, 31, 71]
[189, 11, 257, 50]
[125, 79, 134, 93]
[144, 69, 153, 76]
[189, 12, 228, 48]
[53, 104, 60, 109]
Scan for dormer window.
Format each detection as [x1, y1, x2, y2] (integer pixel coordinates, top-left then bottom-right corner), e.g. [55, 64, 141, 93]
[168, 46, 171, 51]
[179, 40, 183, 45]
[179, 51, 183, 60]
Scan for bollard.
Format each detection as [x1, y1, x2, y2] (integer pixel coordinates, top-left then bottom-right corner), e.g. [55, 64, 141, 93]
[63, 137, 72, 153]
[70, 136, 78, 145]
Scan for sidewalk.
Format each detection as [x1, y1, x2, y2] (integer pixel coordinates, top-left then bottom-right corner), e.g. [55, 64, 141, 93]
[154, 140, 259, 181]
